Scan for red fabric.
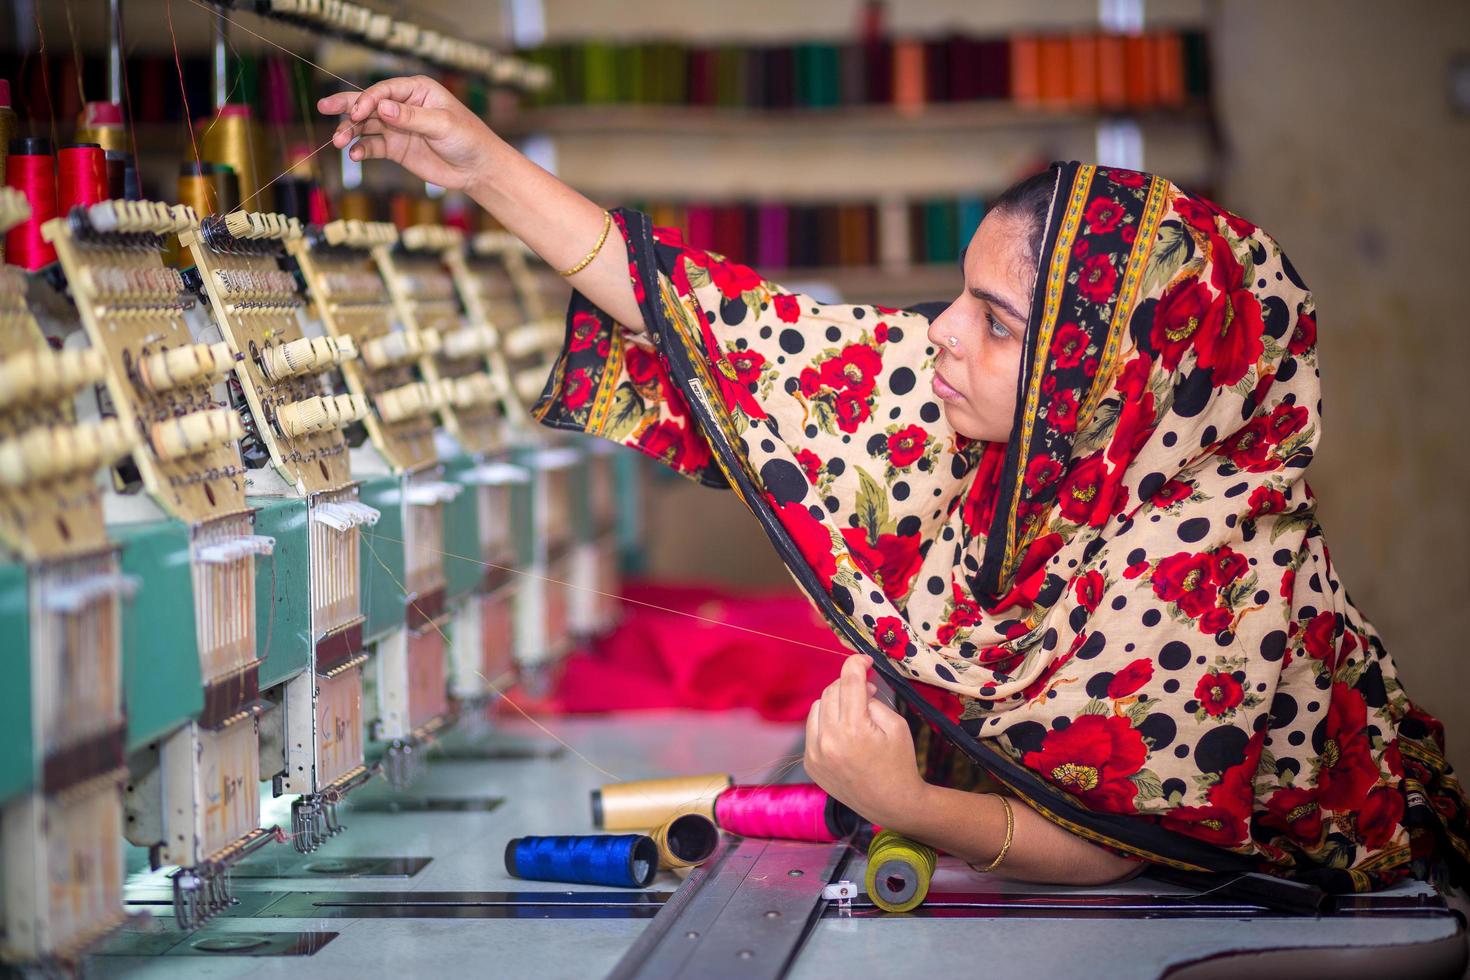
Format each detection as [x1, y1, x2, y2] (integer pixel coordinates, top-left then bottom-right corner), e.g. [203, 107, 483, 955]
[552, 580, 845, 722]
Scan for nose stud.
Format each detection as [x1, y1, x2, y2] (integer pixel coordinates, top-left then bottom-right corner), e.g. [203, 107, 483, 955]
[946, 336, 959, 349]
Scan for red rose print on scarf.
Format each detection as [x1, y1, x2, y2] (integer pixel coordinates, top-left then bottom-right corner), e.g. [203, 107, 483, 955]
[1074, 570, 1105, 612]
[1303, 611, 1338, 665]
[873, 616, 909, 659]
[1266, 403, 1309, 444]
[1150, 276, 1211, 371]
[1195, 235, 1266, 387]
[1351, 785, 1404, 849]
[1246, 485, 1286, 518]
[795, 449, 822, 484]
[773, 293, 801, 323]
[625, 345, 660, 385]
[1219, 418, 1274, 472]
[1262, 785, 1324, 846]
[772, 499, 837, 588]
[833, 389, 871, 433]
[709, 258, 763, 300]
[1194, 671, 1244, 717]
[1289, 306, 1317, 355]
[1152, 479, 1194, 508]
[820, 344, 883, 395]
[841, 528, 923, 602]
[1051, 323, 1090, 369]
[887, 425, 929, 468]
[1116, 352, 1154, 402]
[1107, 658, 1154, 699]
[1077, 253, 1118, 303]
[1023, 714, 1148, 813]
[1057, 452, 1107, 524]
[726, 349, 767, 385]
[562, 369, 594, 411]
[1316, 683, 1378, 812]
[1084, 196, 1125, 234]
[1152, 552, 1218, 617]
[1050, 389, 1080, 433]
[1025, 455, 1065, 495]
[568, 310, 601, 352]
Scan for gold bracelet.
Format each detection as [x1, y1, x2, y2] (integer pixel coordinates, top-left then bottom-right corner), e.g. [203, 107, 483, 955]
[972, 794, 1014, 874]
[559, 210, 613, 277]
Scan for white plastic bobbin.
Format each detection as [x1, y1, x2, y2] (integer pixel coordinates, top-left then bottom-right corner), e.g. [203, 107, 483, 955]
[195, 534, 276, 565]
[41, 572, 141, 613]
[462, 462, 530, 486]
[404, 480, 461, 506]
[312, 500, 381, 531]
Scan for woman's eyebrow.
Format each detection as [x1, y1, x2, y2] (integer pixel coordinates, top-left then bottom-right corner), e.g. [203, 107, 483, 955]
[968, 286, 1026, 323]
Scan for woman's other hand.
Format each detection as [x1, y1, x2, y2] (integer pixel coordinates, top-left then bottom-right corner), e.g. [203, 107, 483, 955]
[804, 654, 925, 827]
[318, 76, 499, 194]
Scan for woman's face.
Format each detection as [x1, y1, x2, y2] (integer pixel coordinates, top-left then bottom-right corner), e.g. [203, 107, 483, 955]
[925, 211, 1034, 443]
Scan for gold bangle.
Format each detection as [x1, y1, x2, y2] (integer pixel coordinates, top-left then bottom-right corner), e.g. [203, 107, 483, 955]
[972, 794, 1014, 874]
[559, 210, 613, 277]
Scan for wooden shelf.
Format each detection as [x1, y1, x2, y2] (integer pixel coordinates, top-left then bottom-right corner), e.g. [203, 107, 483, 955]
[501, 101, 1212, 138]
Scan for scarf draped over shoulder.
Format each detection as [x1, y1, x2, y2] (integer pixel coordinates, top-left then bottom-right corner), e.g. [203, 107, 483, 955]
[534, 163, 1469, 893]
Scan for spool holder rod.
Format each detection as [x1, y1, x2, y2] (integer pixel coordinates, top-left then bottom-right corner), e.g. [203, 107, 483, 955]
[108, 0, 123, 103]
[213, 15, 229, 110]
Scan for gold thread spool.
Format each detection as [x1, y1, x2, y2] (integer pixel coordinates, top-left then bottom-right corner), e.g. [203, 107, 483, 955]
[149, 408, 244, 461]
[201, 105, 268, 212]
[177, 163, 221, 217]
[336, 191, 375, 222]
[651, 813, 720, 871]
[412, 196, 442, 228]
[74, 102, 128, 154]
[591, 774, 732, 831]
[864, 831, 937, 914]
[137, 342, 233, 393]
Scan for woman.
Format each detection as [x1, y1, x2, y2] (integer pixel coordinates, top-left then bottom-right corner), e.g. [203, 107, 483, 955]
[321, 78, 1469, 892]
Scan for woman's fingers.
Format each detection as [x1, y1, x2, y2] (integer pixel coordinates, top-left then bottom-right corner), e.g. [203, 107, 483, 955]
[817, 679, 841, 732]
[349, 75, 434, 122]
[317, 91, 358, 116]
[375, 100, 451, 140]
[837, 655, 868, 725]
[348, 135, 390, 161]
[867, 695, 907, 735]
[804, 699, 822, 758]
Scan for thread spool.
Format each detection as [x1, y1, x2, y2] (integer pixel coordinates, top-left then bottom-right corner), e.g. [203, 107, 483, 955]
[864, 830, 936, 914]
[713, 784, 861, 842]
[336, 191, 375, 222]
[389, 193, 415, 231]
[0, 80, 16, 194]
[442, 325, 497, 361]
[149, 408, 245, 461]
[0, 418, 132, 487]
[209, 164, 242, 215]
[0, 347, 105, 408]
[104, 151, 137, 201]
[412, 197, 442, 228]
[178, 162, 223, 217]
[504, 835, 658, 888]
[74, 101, 128, 154]
[58, 144, 109, 213]
[5, 137, 57, 270]
[275, 177, 314, 223]
[138, 342, 233, 393]
[591, 773, 732, 831]
[201, 105, 268, 211]
[651, 813, 719, 871]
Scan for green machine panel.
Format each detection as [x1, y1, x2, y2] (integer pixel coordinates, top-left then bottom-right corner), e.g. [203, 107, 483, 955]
[510, 446, 540, 568]
[359, 473, 406, 643]
[250, 496, 312, 689]
[0, 562, 33, 802]
[115, 519, 202, 750]
[441, 453, 482, 602]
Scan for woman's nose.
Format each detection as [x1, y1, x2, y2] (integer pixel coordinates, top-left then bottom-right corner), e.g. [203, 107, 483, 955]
[926, 305, 958, 355]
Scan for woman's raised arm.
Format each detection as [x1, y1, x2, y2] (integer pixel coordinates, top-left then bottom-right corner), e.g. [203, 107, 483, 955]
[318, 76, 646, 331]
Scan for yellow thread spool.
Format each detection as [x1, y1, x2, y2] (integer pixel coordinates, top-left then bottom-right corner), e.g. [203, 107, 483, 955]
[865, 831, 937, 914]
[201, 105, 268, 211]
[651, 813, 720, 871]
[336, 191, 375, 222]
[592, 774, 732, 831]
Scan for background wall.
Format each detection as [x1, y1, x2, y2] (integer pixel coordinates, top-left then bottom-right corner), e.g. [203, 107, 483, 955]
[621, 0, 1470, 769]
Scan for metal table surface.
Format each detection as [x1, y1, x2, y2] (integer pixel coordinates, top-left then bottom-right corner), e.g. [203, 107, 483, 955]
[87, 709, 1467, 979]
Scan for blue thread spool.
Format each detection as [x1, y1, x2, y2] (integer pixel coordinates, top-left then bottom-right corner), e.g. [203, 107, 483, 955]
[504, 834, 658, 888]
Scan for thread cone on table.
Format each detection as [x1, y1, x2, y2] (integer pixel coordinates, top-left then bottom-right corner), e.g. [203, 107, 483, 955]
[651, 813, 720, 871]
[864, 830, 936, 913]
[504, 834, 658, 888]
[592, 773, 732, 831]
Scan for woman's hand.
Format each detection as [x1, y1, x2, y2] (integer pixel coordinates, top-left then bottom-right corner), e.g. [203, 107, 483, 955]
[318, 76, 502, 194]
[804, 655, 926, 828]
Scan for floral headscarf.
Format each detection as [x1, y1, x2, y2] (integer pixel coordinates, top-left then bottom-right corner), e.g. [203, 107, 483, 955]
[536, 162, 1468, 892]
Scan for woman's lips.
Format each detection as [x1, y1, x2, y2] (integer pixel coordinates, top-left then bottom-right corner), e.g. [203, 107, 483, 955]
[931, 370, 964, 402]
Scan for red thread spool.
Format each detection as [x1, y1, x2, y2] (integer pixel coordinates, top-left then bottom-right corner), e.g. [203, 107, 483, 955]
[5, 137, 58, 270]
[713, 784, 862, 842]
[58, 143, 109, 213]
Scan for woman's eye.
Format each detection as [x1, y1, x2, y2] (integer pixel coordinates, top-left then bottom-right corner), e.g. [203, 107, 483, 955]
[987, 313, 1008, 340]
